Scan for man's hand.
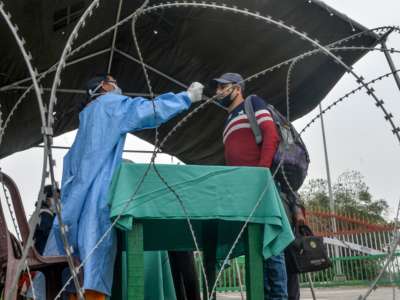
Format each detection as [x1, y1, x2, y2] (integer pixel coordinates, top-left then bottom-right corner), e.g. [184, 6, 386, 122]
[187, 82, 204, 103]
[294, 207, 306, 226]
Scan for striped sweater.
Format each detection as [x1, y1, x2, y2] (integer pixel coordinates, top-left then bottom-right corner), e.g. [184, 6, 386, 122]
[223, 95, 280, 168]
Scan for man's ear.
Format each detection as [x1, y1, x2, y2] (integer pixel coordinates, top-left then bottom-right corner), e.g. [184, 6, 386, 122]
[237, 86, 244, 97]
[233, 86, 240, 96]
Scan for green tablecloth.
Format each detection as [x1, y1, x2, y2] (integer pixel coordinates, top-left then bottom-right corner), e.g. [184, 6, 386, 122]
[118, 251, 176, 300]
[108, 162, 293, 260]
[143, 251, 176, 300]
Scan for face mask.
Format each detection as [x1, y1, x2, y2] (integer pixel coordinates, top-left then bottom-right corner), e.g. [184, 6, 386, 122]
[217, 89, 236, 108]
[88, 83, 103, 99]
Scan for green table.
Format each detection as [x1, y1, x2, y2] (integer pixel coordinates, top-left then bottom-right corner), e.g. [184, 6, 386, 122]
[108, 163, 294, 299]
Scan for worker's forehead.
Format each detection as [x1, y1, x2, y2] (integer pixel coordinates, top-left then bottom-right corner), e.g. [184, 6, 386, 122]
[106, 75, 116, 81]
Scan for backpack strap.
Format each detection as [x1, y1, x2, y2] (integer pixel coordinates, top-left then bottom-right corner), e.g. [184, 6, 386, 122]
[244, 96, 263, 145]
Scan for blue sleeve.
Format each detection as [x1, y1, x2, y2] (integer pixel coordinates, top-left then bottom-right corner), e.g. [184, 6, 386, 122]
[119, 92, 191, 133]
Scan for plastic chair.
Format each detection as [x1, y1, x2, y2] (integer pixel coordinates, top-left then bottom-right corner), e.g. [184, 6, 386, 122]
[0, 171, 80, 300]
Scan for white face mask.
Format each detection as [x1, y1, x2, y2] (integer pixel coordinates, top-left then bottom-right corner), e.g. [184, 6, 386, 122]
[88, 83, 103, 99]
[88, 80, 122, 99]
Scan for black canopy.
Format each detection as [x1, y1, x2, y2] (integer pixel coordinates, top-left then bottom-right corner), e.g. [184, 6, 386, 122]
[0, 0, 380, 163]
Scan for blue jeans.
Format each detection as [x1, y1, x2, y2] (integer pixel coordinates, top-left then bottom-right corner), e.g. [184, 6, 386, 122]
[264, 253, 288, 300]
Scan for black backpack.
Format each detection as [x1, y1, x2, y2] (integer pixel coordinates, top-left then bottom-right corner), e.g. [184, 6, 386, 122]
[244, 95, 310, 191]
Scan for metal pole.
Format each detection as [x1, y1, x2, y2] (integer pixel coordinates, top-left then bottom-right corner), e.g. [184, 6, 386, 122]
[34, 145, 163, 154]
[107, 0, 124, 73]
[5, 86, 154, 98]
[307, 273, 317, 300]
[115, 48, 227, 110]
[381, 41, 400, 93]
[319, 103, 343, 276]
[0, 48, 111, 92]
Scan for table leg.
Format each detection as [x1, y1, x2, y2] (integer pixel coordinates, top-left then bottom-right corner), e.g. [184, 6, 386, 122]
[126, 222, 144, 300]
[202, 220, 218, 300]
[245, 223, 264, 300]
[111, 230, 124, 300]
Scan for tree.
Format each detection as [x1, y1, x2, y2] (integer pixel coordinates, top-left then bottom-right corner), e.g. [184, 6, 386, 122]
[300, 170, 389, 223]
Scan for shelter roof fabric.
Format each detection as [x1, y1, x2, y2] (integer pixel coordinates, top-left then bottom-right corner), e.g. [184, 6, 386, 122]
[0, 0, 380, 163]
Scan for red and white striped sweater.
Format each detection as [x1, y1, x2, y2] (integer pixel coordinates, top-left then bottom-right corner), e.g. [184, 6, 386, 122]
[223, 96, 280, 168]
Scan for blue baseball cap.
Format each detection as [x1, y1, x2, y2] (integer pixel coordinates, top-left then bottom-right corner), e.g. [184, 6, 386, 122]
[213, 73, 245, 91]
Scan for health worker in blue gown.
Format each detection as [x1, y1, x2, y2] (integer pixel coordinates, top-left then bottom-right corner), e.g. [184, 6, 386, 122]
[47, 74, 204, 299]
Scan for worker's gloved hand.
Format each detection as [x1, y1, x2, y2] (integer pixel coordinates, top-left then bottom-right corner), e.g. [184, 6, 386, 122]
[187, 82, 204, 103]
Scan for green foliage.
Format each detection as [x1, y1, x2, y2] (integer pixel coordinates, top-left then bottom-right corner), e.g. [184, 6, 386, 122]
[300, 170, 389, 223]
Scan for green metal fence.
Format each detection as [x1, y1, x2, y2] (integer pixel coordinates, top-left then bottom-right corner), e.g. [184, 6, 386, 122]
[300, 253, 400, 287]
[197, 256, 246, 292]
[196, 209, 400, 291]
[197, 253, 400, 291]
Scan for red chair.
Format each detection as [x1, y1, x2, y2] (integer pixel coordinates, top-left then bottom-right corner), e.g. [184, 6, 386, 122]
[0, 171, 81, 300]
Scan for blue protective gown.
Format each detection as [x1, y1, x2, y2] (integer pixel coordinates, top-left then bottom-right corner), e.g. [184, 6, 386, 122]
[47, 91, 191, 295]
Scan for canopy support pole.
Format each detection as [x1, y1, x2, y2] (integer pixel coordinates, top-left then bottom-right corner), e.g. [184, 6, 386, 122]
[114, 48, 188, 89]
[2, 86, 153, 98]
[114, 48, 226, 109]
[107, 0, 124, 73]
[0, 48, 111, 92]
[381, 41, 400, 93]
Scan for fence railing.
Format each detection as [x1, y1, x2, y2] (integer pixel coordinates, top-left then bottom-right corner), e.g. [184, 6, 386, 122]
[196, 208, 400, 291]
[196, 253, 400, 292]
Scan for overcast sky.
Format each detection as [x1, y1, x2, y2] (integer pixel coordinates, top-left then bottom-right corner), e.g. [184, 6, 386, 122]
[295, 0, 400, 218]
[1, 0, 400, 222]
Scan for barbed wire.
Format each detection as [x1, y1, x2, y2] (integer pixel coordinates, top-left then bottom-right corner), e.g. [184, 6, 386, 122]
[0, 175, 21, 242]
[264, 24, 400, 294]
[280, 57, 302, 201]
[358, 200, 400, 300]
[0, 47, 111, 148]
[0, 23, 397, 95]
[49, 1, 160, 299]
[282, 44, 400, 210]
[2, 0, 117, 297]
[0, 174, 37, 300]
[1, 25, 398, 145]
[30, 0, 113, 297]
[300, 68, 400, 136]
[49, 1, 209, 298]
[0, 2, 79, 299]
[150, 163, 211, 299]
[137, 4, 400, 241]
[129, 0, 210, 297]
[131, 4, 400, 295]
[284, 34, 400, 298]
[284, 41, 400, 300]
[130, 0, 153, 99]
[1, 1, 400, 299]
[47, 0, 102, 120]
[0, 53, 117, 299]
[209, 160, 285, 298]
[50, 2, 400, 299]
[52, 78, 234, 300]
[288, 45, 400, 137]
[44, 3, 400, 115]
[287, 46, 400, 127]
